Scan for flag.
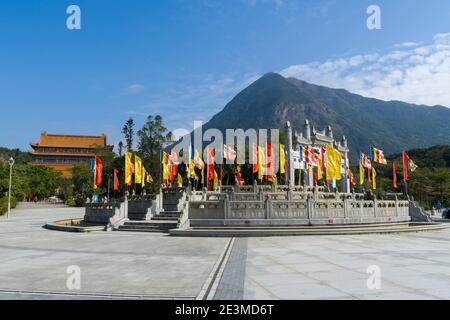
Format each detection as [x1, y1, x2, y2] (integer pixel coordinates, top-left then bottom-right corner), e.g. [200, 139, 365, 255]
[94, 156, 103, 186]
[359, 162, 365, 185]
[207, 147, 215, 180]
[177, 173, 183, 188]
[318, 155, 324, 180]
[170, 150, 179, 182]
[236, 167, 245, 186]
[409, 159, 418, 172]
[213, 170, 219, 190]
[367, 167, 372, 183]
[114, 168, 119, 191]
[135, 155, 143, 184]
[258, 145, 266, 181]
[403, 152, 410, 182]
[141, 166, 146, 187]
[310, 148, 319, 167]
[371, 147, 387, 165]
[321, 147, 326, 175]
[360, 152, 372, 168]
[90, 159, 96, 173]
[266, 142, 274, 182]
[326, 145, 342, 181]
[372, 167, 377, 190]
[193, 150, 204, 170]
[189, 160, 196, 177]
[252, 143, 258, 174]
[223, 144, 237, 161]
[125, 152, 134, 186]
[280, 144, 286, 175]
[162, 151, 170, 187]
[273, 174, 278, 188]
[147, 174, 154, 184]
[393, 162, 398, 189]
[347, 166, 356, 186]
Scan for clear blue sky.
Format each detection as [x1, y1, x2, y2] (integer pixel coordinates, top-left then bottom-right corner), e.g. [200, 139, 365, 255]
[1, 0, 450, 150]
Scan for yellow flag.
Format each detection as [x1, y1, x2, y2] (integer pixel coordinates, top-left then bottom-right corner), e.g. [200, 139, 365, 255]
[125, 152, 133, 186]
[326, 145, 342, 181]
[359, 163, 365, 185]
[177, 173, 183, 188]
[162, 152, 170, 181]
[141, 166, 146, 187]
[135, 155, 143, 184]
[280, 144, 286, 174]
[318, 156, 323, 180]
[258, 146, 266, 181]
[190, 160, 196, 177]
[372, 167, 377, 190]
[214, 170, 219, 190]
[273, 174, 278, 188]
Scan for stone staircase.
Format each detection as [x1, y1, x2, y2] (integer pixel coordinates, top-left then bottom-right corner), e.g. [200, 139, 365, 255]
[116, 189, 186, 233]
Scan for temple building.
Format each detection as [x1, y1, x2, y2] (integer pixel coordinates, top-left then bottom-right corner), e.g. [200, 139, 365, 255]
[29, 132, 111, 177]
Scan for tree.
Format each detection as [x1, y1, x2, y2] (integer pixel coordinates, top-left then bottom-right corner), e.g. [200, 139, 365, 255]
[122, 118, 135, 151]
[137, 115, 172, 159]
[72, 164, 94, 199]
[118, 141, 124, 157]
[137, 115, 173, 192]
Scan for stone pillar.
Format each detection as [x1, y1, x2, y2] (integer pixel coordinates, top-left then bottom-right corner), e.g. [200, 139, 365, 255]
[304, 119, 311, 140]
[285, 121, 294, 188]
[341, 136, 350, 193]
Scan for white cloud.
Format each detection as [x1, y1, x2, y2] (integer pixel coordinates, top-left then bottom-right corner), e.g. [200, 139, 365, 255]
[123, 83, 145, 95]
[280, 32, 450, 107]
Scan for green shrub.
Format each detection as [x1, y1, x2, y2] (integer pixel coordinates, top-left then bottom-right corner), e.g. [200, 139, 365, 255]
[0, 196, 17, 216]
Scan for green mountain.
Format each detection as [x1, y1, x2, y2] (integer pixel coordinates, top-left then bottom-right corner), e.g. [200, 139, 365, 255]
[203, 73, 450, 161]
[389, 145, 450, 168]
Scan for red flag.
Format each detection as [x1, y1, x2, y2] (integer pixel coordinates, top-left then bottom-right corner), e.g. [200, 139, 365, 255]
[114, 168, 119, 191]
[393, 162, 398, 189]
[252, 143, 258, 173]
[266, 142, 274, 182]
[305, 146, 310, 163]
[207, 147, 215, 190]
[402, 152, 410, 182]
[367, 167, 372, 183]
[94, 156, 103, 186]
[170, 150, 179, 182]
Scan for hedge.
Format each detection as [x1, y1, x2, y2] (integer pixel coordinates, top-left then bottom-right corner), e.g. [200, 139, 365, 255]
[0, 196, 16, 216]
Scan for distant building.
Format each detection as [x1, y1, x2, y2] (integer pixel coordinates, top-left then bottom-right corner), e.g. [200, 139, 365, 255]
[29, 131, 112, 177]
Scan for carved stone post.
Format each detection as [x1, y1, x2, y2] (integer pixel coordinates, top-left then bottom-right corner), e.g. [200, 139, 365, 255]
[285, 121, 294, 188]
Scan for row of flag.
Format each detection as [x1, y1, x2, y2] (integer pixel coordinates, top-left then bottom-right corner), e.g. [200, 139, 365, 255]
[91, 144, 419, 193]
[124, 152, 154, 188]
[359, 148, 417, 190]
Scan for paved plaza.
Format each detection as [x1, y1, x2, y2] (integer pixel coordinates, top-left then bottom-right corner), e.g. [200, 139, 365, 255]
[1, 207, 450, 300]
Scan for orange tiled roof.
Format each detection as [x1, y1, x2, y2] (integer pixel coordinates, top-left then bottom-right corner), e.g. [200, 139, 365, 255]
[31, 131, 107, 149]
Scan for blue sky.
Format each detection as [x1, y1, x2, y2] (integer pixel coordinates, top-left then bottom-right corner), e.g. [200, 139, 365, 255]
[1, 0, 450, 150]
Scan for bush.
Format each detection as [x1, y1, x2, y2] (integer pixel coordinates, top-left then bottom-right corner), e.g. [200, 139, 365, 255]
[0, 195, 17, 216]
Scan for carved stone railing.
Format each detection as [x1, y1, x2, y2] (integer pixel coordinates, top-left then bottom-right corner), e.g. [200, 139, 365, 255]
[185, 189, 412, 227]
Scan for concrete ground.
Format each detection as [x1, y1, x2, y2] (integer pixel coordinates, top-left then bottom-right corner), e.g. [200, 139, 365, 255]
[2, 207, 450, 300]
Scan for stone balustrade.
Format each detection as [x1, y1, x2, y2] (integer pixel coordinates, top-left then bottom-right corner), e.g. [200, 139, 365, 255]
[187, 186, 411, 227]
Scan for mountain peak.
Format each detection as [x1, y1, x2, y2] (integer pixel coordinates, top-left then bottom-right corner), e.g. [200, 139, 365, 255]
[203, 74, 450, 161]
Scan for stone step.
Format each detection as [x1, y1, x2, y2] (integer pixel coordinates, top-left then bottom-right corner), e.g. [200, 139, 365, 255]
[117, 226, 171, 233]
[152, 216, 181, 221]
[124, 221, 178, 227]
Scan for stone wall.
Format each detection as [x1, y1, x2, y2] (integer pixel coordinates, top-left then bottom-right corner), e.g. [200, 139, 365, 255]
[187, 187, 411, 227]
